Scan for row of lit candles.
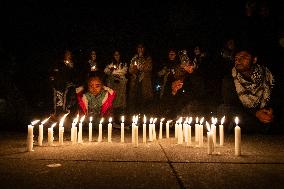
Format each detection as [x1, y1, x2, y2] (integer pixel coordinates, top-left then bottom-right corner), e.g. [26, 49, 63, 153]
[27, 114, 241, 156]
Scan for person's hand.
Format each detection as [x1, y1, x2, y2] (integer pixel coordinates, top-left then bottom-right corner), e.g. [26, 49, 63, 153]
[182, 64, 194, 74]
[255, 108, 273, 124]
[171, 79, 183, 95]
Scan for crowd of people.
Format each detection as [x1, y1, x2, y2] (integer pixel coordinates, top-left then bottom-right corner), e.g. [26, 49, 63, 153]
[47, 40, 283, 134]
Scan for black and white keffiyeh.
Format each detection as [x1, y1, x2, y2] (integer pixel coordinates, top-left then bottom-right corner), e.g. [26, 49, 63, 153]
[232, 64, 275, 109]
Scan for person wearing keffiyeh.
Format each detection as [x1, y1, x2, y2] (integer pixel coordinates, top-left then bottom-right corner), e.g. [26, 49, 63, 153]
[218, 50, 276, 133]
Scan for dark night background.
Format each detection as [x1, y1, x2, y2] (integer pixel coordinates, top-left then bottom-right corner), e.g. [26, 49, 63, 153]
[1, 0, 283, 128]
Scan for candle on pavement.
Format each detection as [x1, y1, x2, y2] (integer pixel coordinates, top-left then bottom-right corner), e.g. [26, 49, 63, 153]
[78, 115, 85, 143]
[195, 117, 199, 142]
[187, 117, 192, 146]
[159, 118, 165, 139]
[108, 117, 113, 142]
[199, 117, 204, 147]
[27, 120, 40, 152]
[166, 120, 172, 138]
[219, 116, 225, 146]
[143, 115, 147, 143]
[206, 121, 214, 155]
[235, 117, 241, 156]
[98, 118, 104, 142]
[89, 116, 93, 142]
[38, 117, 50, 146]
[59, 113, 68, 146]
[149, 117, 153, 142]
[48, 123, 57, 146]
[121, 116, 125, 143]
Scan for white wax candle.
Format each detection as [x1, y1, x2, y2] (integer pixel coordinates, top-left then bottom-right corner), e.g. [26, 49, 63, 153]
[48, 127, 54, 146]
[27, 125, 34, 151]
[78, 115, 85, 144]
[166, 121, 171, 138]
[159, 122, 163, 139]
[199, 124, 203, 147]
[149, 118, 153, 142]
[195, 124, 199, 142]
[178, 123, 183, 144]
[134, 125, 139, 147]
[183, 122, 188, 143]
[38, 124, 43, 146]
[219, 116, 225, 146]
[89, 123, 92, 142]
[212, 124, 216, 146]
[187, 125, 191, 146]
[219, 125, 224, 146]
[235, 117, 241, 156]
[108, 117, 112, 143]
[59, 126, 64, 145]
[73, 127, 77, 144]
[121, 122, 125, 143]
[98, 123, 102, 142]
[98, 118, 103, 142]
[207, 131, 214, 155]
[153, 118, 157, 141]
[175, 122, 178, 138]
[78, 123, 83, 143]
[121, 116, 125, 143]
[143, 123, 146, 143]
[132, 122, 135, 143]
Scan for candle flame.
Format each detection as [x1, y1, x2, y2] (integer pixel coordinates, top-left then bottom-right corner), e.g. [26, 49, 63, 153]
[100, 118, 104, 124]
[167, 120, 173, 123]
[109, 117, 112, 123]
[121, 116, 125, 123]
[200, 117, 204, 125]
[90, 116, 93, 122]
[143, 115, 146, 124]
[73, 116, 79, 124]
[153, 118, 157, 124]
[213, 117, 218, 125]
[206, 121, 210, 132]
[150, 117, 153, 124]
[188, 117, 192, 124]
[51, 122, 57, 128]
[235, 117, 239, 125]
[80, 115, 85, 123]
[196, 117, 199, 123]
[221, 116, 225, 125]
[177, 117, 182, 123]
[31, 120, 40, 125]
[160, 118, 165, 122]
[59, 113, 69, 127]
[41, 116, 51, 124]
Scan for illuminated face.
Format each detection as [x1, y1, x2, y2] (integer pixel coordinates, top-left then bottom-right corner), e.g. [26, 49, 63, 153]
[137, 45, 145, 56]
[113, 51, 120, 62]
[168, 50, 176, 61]
[91, 51, 96, 60]
[194, 46, 201, 56]
[64, 50, 72, 60]
[88, 77, 103, 96]
[234, 51, 252, 72]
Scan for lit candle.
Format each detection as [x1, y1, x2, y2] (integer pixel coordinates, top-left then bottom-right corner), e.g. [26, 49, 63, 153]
[108, 117, 113, 143]
[166, 120, 172, 138]
[132, 115, 135, 143]
[27, 120, 40, 152]
[143, 115, 147, 143]
[98, 118, 104, 142]
[78, 115, 85, 143]
[235, 117, 241, 156]
[211, 117, 217, 146]
[59, 113, 68, 146]
[206, 121, 214, 155]
[38, 117, 50, 146]
[183, 117, 188, 143]
[153, 118, 157, 141]
[187, 117, 192, 146]
[121, 116, 125, 143]
[149, 117, 153, 142]
[219, 116, 225, 146]
[177, 117, 183, 144]
[71, 114, 79, 144]
[195, 117, 199, 142]
[89, 116, 93, 142]
[159, 118, 165, 139]
[48, 123, 57, 146]
[134, 124, 139, 147]
[199, 117, 204, 147]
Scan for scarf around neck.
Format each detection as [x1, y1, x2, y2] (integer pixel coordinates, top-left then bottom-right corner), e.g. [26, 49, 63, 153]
[232, 64, 274, 109]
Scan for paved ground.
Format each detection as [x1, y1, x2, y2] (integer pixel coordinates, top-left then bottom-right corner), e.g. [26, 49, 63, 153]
[0, 128, 284, 189]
